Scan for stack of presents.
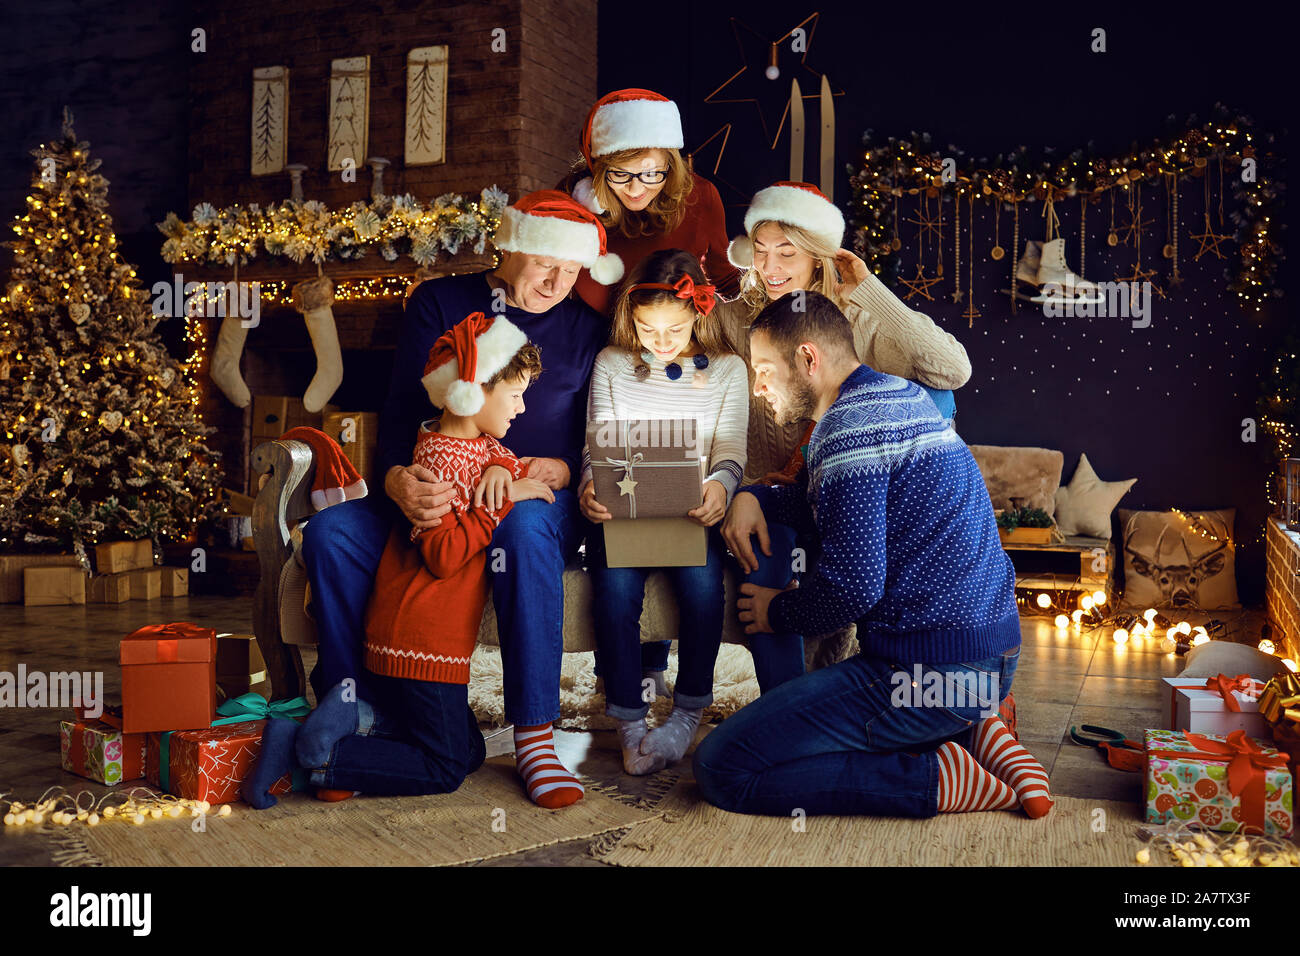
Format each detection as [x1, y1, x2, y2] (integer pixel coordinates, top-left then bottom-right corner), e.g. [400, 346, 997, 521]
[59, 623, 304, 804]
[1138, 667, 1300, 838]
[0, 539, 188, 606]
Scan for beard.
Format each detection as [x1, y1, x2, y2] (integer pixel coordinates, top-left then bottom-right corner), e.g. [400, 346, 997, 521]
[773, 377, 817, 426]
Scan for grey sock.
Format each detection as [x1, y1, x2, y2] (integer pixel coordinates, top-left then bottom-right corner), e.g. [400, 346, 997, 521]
[618, 717, 663, 775]
[639, 706, 702, 766]
[643, 669, 670, 698]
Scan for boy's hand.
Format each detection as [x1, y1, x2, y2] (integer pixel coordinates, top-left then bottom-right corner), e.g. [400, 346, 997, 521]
[386, 464, 455, 531]
[578, 479, 611, 523]
[473, 465, 513, 512]
[688, 480, 728, 528]
[518, 456, 570, 490]
[509, 477, 555, 504]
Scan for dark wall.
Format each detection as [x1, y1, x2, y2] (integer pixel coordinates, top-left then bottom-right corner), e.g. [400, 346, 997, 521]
[598, 2, 1295, 603]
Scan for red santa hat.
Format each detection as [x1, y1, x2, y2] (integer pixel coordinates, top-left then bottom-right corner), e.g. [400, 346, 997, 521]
[727, 181, 846, 268]
[573, 89, 684, 216]
[279, 426, 368, 511]
[421, 311, 529, 416]
[494, 190, 624, 285]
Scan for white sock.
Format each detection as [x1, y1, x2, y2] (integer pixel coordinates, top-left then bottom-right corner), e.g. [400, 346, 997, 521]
[639, 706, 702, 766]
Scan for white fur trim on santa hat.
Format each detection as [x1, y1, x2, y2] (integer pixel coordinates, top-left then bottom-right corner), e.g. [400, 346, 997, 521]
[420, 314, 529, 413]
[495, 205, 600, 266]
[743, 184, 845, 249]
[727, 235, 754, 268]
[590, 98, 683, 158]
[572, 177, 606, 215]
[311, 477, 368, 512]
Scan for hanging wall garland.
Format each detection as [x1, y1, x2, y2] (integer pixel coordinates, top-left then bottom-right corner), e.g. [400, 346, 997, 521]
[846, 107, 1283, 311]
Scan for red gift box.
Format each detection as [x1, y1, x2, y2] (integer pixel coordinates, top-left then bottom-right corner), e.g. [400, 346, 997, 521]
[146, 722, 294, 805]
[119, 623, 216, 734]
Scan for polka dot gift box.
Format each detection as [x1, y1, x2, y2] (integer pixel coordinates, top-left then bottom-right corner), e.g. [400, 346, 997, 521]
[59, 717, 146, 785]
[1144, 728, 1293, 837]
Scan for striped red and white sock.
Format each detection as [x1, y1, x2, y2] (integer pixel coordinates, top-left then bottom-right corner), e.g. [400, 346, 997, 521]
[514, 723, 584, 809]
[972, 715, 1054, 818]
[935, 741, 1019, 813]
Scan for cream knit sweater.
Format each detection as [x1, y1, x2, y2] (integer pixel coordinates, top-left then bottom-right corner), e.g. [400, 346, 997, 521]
[717, 270, 972, 482]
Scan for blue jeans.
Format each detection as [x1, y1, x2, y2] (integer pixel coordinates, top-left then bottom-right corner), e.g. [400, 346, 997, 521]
[308, 672, 486, 795]
[302, 488, 582, 728]
[488, 490, 584, 726]
[739, 521, 808, 694]
[587, 525, 726, 718]
[692, 646, 1020, 817]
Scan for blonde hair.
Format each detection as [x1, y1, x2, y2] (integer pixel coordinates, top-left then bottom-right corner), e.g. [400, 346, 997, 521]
[569, 148, 695, 240]
[609, 249, 738, 358]
[737, 221, 840, 311]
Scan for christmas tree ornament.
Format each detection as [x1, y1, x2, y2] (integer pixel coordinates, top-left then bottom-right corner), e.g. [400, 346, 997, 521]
[292, 272, 344, 413]
[68, 302, 89, 324]
[989, 200, 1005, 260]
[98, 410, 122, 433]
[1107, 190, 1119, 246]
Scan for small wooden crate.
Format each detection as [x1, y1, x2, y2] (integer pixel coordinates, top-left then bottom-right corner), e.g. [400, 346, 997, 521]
[998, 526, 1053, 545]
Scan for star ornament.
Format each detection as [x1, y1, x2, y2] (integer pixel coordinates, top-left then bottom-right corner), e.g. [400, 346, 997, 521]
[617, 476, 638, 497]
[898, 264, 942, 302]
[1189, 220, 1230, 262]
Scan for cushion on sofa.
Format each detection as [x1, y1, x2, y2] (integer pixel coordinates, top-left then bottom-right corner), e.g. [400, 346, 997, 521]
[966, 445, 1065, 517]
[1053, 453, 1136, 540]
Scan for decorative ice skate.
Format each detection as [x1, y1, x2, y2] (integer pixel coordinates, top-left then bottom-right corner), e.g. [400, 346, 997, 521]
[1013, 237, 1104, 305]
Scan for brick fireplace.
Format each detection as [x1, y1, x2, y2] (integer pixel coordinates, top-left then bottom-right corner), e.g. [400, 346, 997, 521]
[183, 0, 599, 494]
[1266, 517, 1300, 657]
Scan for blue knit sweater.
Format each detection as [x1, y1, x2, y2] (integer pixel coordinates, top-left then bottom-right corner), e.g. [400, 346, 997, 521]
[379, 272, 609, 490]
[748, 365, 1020, 664]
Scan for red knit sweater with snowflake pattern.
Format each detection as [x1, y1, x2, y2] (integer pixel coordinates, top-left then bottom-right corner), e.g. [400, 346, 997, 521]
[363, 425, 526, 685]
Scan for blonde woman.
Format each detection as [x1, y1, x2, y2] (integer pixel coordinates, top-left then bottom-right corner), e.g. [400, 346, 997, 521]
[562, 89, 740, 318]
[720, 181, 972, 484]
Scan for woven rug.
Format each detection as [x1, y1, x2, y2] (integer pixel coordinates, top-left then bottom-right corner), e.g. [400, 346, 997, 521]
[468, 644, 759, 731]
[47, 759, 659, 867]
[593, 777, 1151, 867]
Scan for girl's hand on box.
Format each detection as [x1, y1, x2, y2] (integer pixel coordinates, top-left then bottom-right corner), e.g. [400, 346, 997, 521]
[688, 480, 727, 528]
[579, 479, 611, 523]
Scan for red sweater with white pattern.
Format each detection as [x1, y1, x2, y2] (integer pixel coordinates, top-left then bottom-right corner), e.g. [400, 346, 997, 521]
[363, 424, 526, 685]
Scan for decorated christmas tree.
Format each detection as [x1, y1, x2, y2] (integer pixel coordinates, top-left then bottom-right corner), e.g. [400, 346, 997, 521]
[0, 109, 223, 560]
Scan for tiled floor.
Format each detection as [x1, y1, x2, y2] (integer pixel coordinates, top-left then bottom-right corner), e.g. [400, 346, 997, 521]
[0, 595, 1272, 865]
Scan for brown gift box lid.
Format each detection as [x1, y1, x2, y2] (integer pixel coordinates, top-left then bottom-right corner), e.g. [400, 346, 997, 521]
[588, 418, 705, 520]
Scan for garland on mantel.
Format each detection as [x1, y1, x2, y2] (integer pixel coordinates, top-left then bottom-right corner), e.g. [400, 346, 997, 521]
[157, 186, 509, 269]
[847, 106, 1283, 310]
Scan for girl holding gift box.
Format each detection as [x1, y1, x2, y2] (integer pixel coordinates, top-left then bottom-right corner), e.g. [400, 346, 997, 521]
[578, 248, 748, 775]
[561, 88, 742, 693]
[244, 312, 559, 808]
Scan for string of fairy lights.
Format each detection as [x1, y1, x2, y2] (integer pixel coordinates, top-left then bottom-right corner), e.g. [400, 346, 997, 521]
[847, 110, 1283, 310]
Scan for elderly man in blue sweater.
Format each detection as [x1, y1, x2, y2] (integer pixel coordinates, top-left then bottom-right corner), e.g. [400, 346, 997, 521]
[699, 290, 1053, 819]
[298, 191, 616, 809]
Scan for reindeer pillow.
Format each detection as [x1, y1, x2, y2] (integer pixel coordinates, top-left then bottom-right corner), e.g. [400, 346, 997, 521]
[1119, 508, 1239, 610]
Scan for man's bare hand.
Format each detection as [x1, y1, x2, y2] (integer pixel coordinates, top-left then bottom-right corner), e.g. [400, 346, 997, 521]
[722, 491, 771, 575]
[518, 456, 570, 490]
[385, 464, 455, 531]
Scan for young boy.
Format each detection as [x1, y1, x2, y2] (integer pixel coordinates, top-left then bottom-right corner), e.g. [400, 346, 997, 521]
[244, 311, 549, 807]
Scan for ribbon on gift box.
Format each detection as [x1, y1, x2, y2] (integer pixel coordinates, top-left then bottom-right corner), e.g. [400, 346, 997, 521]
[1147, 729, 1290, 833]
[1201, 673, 1265, 713]
[156, 695, 311, 794]
[1259, 672, 1300, 725]
[120, 622, 215, 665]
[590, 420, 703, 520]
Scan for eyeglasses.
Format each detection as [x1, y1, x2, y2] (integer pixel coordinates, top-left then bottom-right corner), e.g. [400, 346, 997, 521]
[604, 168, 669, 186]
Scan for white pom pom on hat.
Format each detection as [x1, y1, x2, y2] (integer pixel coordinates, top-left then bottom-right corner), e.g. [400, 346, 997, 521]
[726, 235, 754, 268]
[571, 177, 606, 215]
[422, 311, 529, 416]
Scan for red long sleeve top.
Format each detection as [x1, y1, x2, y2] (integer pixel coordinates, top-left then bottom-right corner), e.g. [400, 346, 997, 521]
[571, 171, 741, 316]
[363, 426, 526, 685]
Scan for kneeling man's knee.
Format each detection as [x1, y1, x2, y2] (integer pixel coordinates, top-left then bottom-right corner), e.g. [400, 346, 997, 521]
[692, 733, 745, 812]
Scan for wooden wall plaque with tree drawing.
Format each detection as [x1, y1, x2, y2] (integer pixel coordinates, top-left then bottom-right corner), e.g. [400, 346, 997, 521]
[405, 46, 448, 167]
[251, 66, 288, 176]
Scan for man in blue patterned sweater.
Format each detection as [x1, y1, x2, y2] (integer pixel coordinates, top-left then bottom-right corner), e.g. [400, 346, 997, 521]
[699, 290, 1054, 820]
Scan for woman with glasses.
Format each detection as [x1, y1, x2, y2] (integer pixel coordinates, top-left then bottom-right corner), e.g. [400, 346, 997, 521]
[561, 89, 740, 319]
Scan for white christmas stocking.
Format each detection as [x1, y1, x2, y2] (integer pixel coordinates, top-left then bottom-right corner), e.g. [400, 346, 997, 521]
[292, 275, 343, 413]
[209, 311, 252, 408]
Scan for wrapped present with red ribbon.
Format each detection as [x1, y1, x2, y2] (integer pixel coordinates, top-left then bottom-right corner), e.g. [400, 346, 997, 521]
[1161, 673, 1270, 739]
[119, 622, 217, 734]
[59, 717, 146, 784]
[1144, 728, 1293, 837]
[145, 694, 310, 805]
